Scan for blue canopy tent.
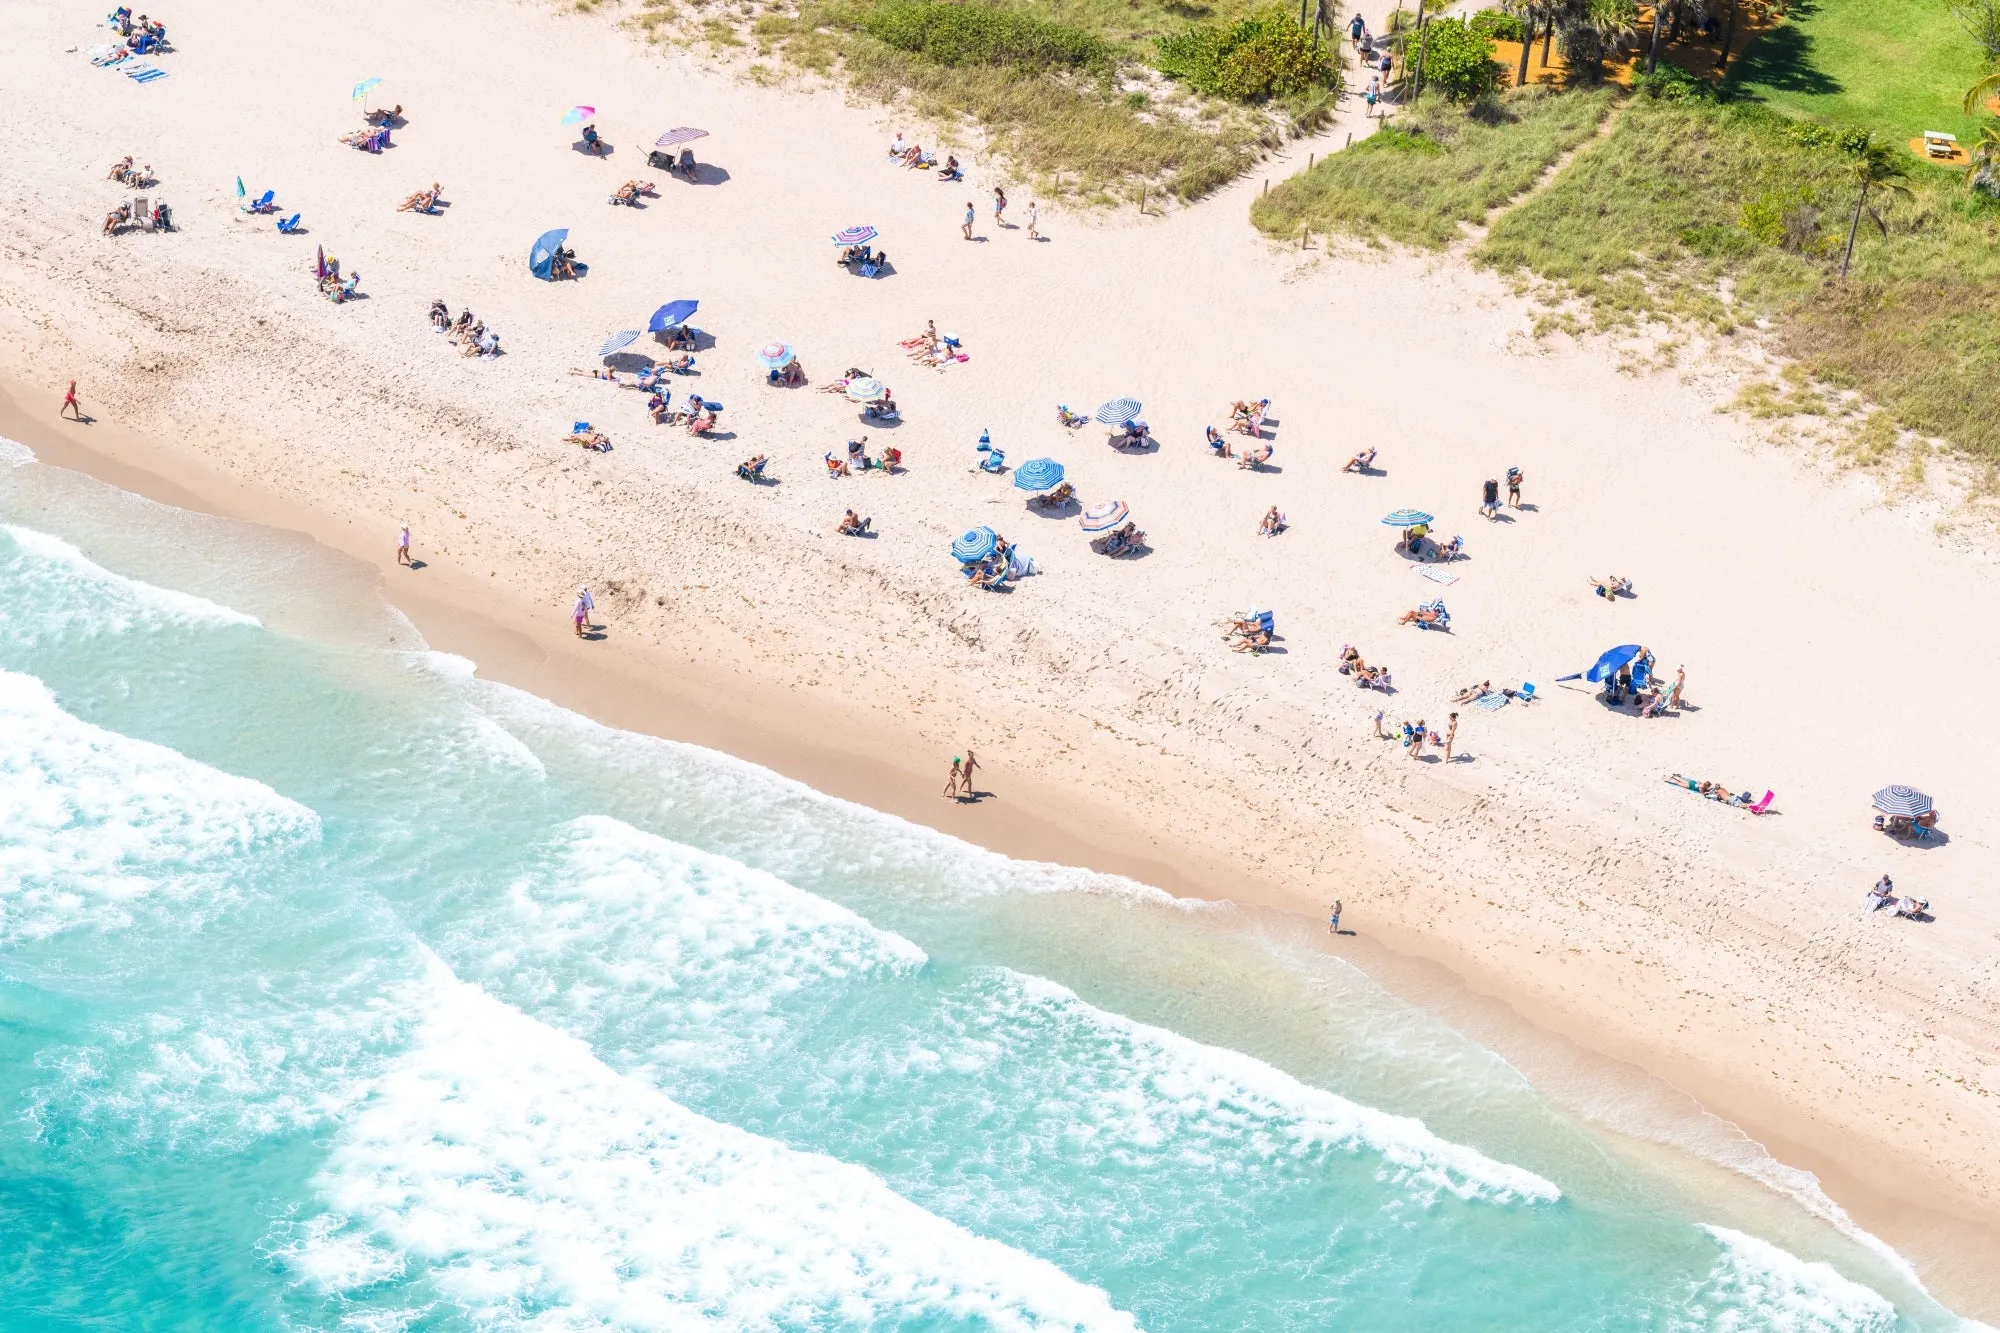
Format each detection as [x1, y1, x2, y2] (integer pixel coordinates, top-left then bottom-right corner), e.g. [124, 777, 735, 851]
[1012, 458, 1064, 492]
[952, 527, 998, 564]
[1557, 644, 1644, 684]
[529, 228, 568, 280]
[649, 299, 698, 332]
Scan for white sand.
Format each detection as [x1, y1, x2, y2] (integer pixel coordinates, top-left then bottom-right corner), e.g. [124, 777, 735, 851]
[4, 0, 1998, 1303]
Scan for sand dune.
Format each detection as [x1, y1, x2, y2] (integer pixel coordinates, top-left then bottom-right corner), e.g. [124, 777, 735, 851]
[3, 0, 1997, 1308]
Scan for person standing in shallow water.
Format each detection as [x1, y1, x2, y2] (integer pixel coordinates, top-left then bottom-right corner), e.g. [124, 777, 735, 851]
[1328, 900, 1342, 934]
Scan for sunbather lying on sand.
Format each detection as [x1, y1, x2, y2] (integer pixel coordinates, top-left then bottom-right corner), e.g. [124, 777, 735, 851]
[565, 428, 611, 450]
[399, 184, 443, 213]
[1453, 681, 1492, 703]
[1398, 606, 1444, 626]
[609, 179, 655, 205]
[1343, 448, 1377, 472]
[365, 104, 404, 126]
[1588, 574, 1633, 600]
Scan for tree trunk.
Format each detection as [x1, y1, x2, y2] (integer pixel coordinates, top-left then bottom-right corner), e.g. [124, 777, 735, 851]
[1541, 12, 1553, 63]
[1840, 179, 1869, 277]
[1646, 0, 1664, 72]
[1517, 10, 1535, 84]
[1411, 14, 1431, 102]
[1716, 0, 1737, 69]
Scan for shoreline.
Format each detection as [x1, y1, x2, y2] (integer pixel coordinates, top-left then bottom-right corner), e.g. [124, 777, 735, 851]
[10, 377, 1998, 1317]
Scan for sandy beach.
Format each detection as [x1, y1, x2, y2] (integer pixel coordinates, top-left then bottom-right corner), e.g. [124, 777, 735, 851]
[5, 0, 2000, 1312]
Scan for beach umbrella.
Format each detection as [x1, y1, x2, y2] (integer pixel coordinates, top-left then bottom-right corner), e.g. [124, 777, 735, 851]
[560, 105, 596, 125]
[648, 299, 699, 332]
[654, 127, 710, 149]
[351, 77, 382, 101]
[845, 377, 885, 402]
[1579, 644, 1644, 684]
[1094, 398, 1141, 425]
[1080, 499, 1128, 532]
[1380, 509, 1434, 527]
[1012, 458, 1065, 492]
[235, 175, 245, 200]
[1872, 785, 1933, 817]
[754, 341, 795, 371]
[952, 526, 998, 563]
[529, 228, 568, 280]
[599, 330, 642, 357]
[831, 225, 879, 247]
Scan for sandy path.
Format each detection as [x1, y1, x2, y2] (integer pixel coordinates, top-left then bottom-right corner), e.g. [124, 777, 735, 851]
[3, 0, 1997, 1308]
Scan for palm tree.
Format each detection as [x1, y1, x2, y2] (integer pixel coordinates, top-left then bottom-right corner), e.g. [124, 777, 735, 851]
[1965, 68, 2000, 116]
[1838, 136, 1913, 278]
[1510, 1, 1537, 85]
[1964, 121, 2000, 196]
[1557, 0, 1638, 84]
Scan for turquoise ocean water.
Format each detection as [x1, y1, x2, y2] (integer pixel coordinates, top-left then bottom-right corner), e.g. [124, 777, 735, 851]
[0, 433, 1981, 1331]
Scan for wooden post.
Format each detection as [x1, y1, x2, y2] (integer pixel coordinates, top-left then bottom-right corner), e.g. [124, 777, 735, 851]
[1139, 187, 1146, 215]
[1345, 131, 1353, 147]
[1309, 152, 1315, 169]
[1263, 178, 1269, 194]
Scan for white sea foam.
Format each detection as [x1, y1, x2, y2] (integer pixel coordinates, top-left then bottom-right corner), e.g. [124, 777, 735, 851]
[1679, 1225, 1899, 1333]
[950, 969, 1562, 1208]
[462, 816, 923, 1065]
[0, 435, 33, 467]
[288, 959, 1137, 1331]
[0, 669, 319, 943]
[1, 522, 262, 637]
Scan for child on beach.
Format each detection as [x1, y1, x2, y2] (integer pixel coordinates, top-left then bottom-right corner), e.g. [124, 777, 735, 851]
[962, 202, 975, 240]
[1026, 201, 1039, 240]
[993, 187, 1007, 227]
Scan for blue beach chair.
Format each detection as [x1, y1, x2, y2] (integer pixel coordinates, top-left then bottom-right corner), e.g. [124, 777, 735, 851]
[276, 213, 303, 233]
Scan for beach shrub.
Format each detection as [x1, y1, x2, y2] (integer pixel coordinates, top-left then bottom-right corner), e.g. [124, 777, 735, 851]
[1467, 8, 1522, 43]
[1413, 16, 1501, 102]
[1629, 64, 1713, 101]
[860, 0, 1112, 74]
[1156, 7, 1338, 101]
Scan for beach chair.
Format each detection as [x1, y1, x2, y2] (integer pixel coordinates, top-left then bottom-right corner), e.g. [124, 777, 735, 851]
[1748, 791, 1775, 815]
[132, 196, 152, 231]
[276, 213, 303, 234]
[242, 189, 275, 214]
[980, 448, 1007, 474]
[736, 458, 769, 481]
[1519, 682, 1536, 702]
[1416, 599, 1450, 631]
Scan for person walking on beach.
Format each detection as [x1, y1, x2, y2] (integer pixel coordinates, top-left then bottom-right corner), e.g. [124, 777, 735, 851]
[1365, 76, 1380, 117]
[571, 593, 590, 638]
[1373, 708, 1386, 739]
[60, 380, 83, 421]
[993, 187, 1008, 228]
[1026, 200, 1039, 240]
[1442, 712, 1459, 763]
[1481, 478, 1501, 519]
[1329, 900, 1342, 934]
[960, 747, 981, 797]
[962, 201, 975, 241]
[1506, 466, 1523, 508]
[1349, 11, 1364, 48]
[943, 756, 963, 799]
[396, 524, 412, 566]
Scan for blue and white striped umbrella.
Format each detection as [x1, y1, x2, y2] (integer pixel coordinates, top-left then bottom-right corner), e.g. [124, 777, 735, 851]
[1012, 458, 1065, 492]
[1080, 499, 1128, 533]
[951, 526, 998, 563]
[831, 225, 878, 246]
[598, 329, 642, 357]
[1872, 785, 1933, 817]
[1094, 398, 1141, 425]
[1380, 509, 1434, 527]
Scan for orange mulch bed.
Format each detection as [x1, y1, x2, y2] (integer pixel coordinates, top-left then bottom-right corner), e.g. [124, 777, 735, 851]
[1493, 2, 1781, 90]
[1910, 137, 1971, 166]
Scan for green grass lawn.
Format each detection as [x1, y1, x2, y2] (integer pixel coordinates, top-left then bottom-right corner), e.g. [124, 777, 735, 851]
[1725, 0, 1987, 142]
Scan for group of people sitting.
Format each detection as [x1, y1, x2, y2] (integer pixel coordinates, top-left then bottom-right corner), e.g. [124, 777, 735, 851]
[399, 182, 444, 214]
[886, 134, 939, 171]
[665, 393, 720, 434]
[1340, 645, 1392, 691]
[340, 125, 393, 153]
[1091, 522, 1146, 558]
[106, 155, 152, 188]
[108, 7, 168, 49]
[1606, 654, 1685, 717]
[899, 320, 966, 368]
[102, 198, 170, 235]
[431, 302, 500, 355]
[824, 436, 903, 475]
[1874, 809, 1941, 838]
[838, 244, 888, 275]
[1664, 773, 1769, 811]
[1396, 523, 1464, 562]
[837, 509, 873, 537]
[1229, 398, 1270, 436]
[608, 179, 656, 206]
[318, 256, 360, 303]
[1107, 419, 1153, 449]
[1224, 609, 1275, 653]
[1865, 876, 1931, 920]
[1033, 481, 1076, 510]
[766, 357, 806, 387]
[545, 245, 581, 281]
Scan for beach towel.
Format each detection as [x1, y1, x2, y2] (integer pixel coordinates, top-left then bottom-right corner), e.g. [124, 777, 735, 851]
[1472, 692, 1508, 711]
[1415, 566, 1459, 586]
